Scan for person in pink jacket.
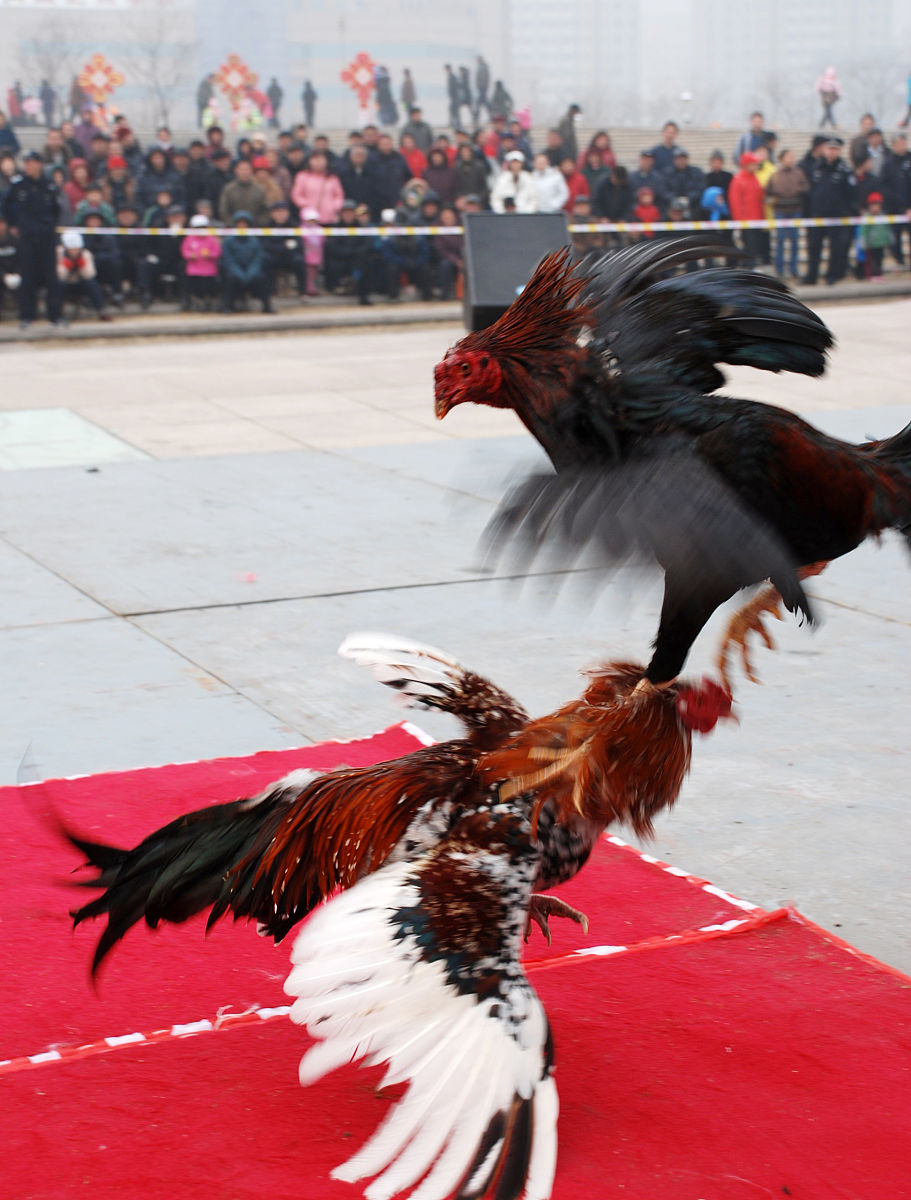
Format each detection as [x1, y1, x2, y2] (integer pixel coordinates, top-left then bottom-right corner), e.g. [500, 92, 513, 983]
[301, 206, 325, 295]
[181, 213, 221, 309]
[290, 151, 343, 224]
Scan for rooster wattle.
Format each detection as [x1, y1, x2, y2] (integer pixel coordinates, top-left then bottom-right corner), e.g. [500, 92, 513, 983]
[434, 239, 911, 687]
[68, 633, 732, 1200]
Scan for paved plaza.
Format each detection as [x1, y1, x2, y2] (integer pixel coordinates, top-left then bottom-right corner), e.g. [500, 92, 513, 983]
[1, 297, 909, 970]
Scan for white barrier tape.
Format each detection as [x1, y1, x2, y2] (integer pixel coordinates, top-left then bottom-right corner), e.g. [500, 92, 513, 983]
[56, 214, 911, 238]
[0, 911, 786, 1076]
[603, 832, 762, 912]
[568, 214, 909, 232]
[57, 224, 464, 237]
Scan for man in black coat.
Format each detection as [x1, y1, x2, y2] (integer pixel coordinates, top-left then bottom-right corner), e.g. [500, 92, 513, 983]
[803, 137, 856, 286]
[881, 133, 911, 266]
[184, 140, 220, 214]
[267, 78, 284, 129]
[400, 107, 433, 154]
[799, 134, 829, 180]
[474, 56, 490, 123]
[137, 148, 185, 211]
[662, 148, 705, 215]
[556, 104, 581, 163]
[302, 80, 317, 127]
[196, 75, 214, 127]
[457, 68, 473, 127]
[209, 148, 234, 209]
[701, 150, 733, 215]
[628, 150, 667, 214]
[444, 65, 460, 128]
[325, 198, 377, 303]
[372, 134, 410, 215]
[0, 150, 64, 328]
[263, 200, 306, 296]
[112, 203, 144, 299]
[338, 145, 381, 217]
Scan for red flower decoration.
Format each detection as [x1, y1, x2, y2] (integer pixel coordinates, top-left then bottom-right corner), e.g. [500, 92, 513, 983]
[341, 52, 376, 107]
[78, 54, 125, 105]
[216, 54, 259, 110]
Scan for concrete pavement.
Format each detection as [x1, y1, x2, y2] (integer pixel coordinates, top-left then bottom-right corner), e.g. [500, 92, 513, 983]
[1, 296, 910, 971]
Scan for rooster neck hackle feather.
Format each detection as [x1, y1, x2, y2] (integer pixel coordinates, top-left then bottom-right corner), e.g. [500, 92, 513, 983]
[469, 247, 594, 363]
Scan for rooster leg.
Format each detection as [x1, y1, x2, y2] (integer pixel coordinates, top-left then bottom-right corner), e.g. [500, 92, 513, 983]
[524, 894, 590, 947]
[718, 583, 783, 691]
[718, 562, 829, 690]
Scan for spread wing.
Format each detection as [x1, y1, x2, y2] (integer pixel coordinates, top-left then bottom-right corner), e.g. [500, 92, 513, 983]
[576, 237, 834, 391]
[339, 632, 529, 742]
[284, 805, 558, 1200]
[483, 450, 813, 625]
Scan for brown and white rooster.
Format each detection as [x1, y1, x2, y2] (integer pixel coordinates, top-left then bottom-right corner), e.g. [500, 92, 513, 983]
[69, 634, 732, 1200]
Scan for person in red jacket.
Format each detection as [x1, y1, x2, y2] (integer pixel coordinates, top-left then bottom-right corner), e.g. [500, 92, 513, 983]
[728, 151, 766, 266]
[558, 155, 590, 213]
[399, 132, 427, 180]
[629, 185, 662, 240]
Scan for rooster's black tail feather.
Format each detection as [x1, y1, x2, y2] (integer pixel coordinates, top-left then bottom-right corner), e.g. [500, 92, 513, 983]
[67, 773, 319, 975]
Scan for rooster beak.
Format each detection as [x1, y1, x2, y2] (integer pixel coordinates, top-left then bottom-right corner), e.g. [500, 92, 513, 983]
[434, 392, 451, 420]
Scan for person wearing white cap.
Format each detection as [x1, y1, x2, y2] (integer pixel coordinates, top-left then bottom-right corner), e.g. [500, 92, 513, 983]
[181, 213, 222, 310]
[55, 228, 112, 321]
[490, 150, 538, 214]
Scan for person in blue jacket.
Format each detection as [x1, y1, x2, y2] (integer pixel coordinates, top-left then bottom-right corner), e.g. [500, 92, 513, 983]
[220, 211, 273, 313]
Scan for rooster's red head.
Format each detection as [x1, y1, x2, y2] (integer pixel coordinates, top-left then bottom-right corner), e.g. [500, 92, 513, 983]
[434, 247, 594, 420]
[434, 348, 506, 417]
[675, 679, 735, 735]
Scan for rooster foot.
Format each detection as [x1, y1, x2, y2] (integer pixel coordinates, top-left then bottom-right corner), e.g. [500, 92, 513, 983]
[524, 894, 590, 947]
[717, 583, 783, 691]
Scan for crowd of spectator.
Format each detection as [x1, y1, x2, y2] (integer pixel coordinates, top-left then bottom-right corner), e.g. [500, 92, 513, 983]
[0, 103, 910, 328]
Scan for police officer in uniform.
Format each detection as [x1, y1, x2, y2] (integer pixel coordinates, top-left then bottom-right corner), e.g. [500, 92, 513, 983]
[0, 149, 64, 328]
[803, 136, 857, 286]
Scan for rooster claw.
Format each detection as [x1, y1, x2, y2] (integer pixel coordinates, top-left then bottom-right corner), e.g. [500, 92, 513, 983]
[524, 894, 590, 946]
[717, 584, 783, 692]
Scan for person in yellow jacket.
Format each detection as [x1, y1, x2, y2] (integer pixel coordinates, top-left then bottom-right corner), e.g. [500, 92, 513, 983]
[752, 143, 776, 265]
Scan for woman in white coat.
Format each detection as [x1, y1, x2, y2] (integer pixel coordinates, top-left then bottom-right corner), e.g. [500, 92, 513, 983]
[530, 152, 569, 213]
[490, 150, 538, 213]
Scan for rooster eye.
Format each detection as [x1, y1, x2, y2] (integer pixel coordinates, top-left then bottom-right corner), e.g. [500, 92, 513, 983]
[460, 361, 471, 375]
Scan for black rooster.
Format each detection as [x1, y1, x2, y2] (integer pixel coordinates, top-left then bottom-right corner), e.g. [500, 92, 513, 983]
[435, 238, 911, 684]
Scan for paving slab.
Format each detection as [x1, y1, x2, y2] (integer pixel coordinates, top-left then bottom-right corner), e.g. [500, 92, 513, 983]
[0, 450, 491, 615]
[0, 540, 110, 628]
[2, 618, 304, 785]
[0, 408, 148, 470]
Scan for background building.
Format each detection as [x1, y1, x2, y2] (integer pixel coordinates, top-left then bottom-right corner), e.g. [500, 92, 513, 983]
[0, 0, 511, 131]
[510, 0, 906, 128]
[0, 0, 908, 132]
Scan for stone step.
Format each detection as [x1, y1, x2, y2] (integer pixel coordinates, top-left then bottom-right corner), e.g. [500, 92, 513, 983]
[11, 122, 838, 171]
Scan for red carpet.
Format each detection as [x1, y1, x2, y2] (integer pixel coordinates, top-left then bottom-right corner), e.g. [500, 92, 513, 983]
[3, 726, 910, 1200]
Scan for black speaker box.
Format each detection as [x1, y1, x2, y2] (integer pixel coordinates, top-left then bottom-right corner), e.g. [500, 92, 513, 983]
[461, 211, 570, 330]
